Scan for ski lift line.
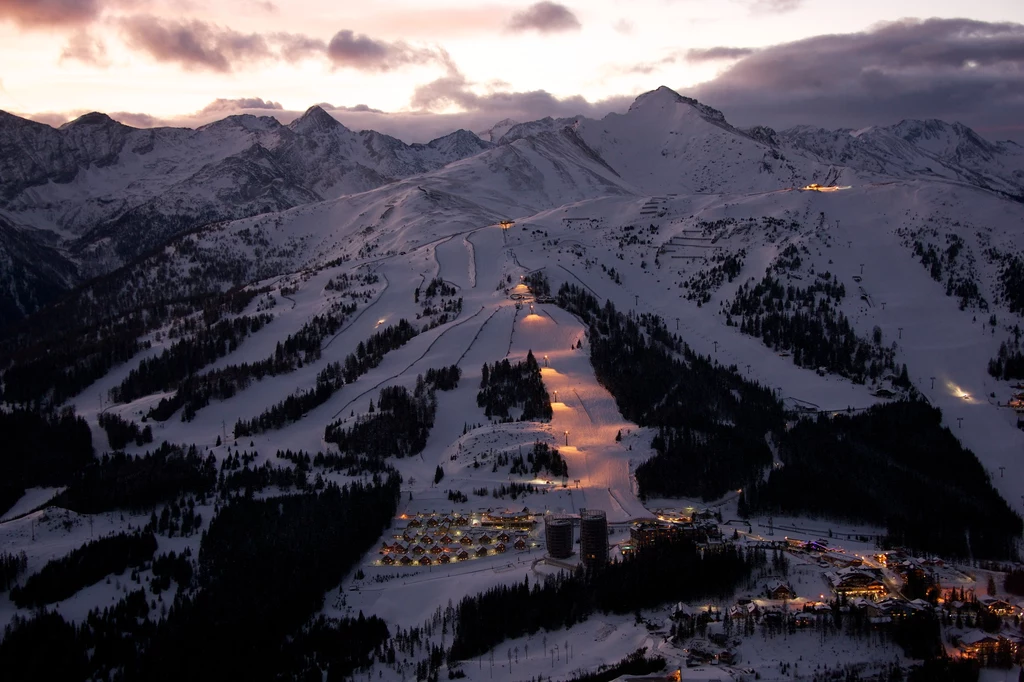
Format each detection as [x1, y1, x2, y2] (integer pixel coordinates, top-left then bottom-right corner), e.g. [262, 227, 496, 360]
[505, 305, 521, 359]
[572, 387, 594, 424]
[329, 304, 486, 420]
[556, 264, 602, 301]
[321, 272, 391, 351]
[455, 305, 505, 366]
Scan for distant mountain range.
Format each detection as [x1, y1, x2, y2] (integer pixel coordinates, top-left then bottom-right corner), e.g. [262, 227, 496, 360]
[1, 85, 1022, 326]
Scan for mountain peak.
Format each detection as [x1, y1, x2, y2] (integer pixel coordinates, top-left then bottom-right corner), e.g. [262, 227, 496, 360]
[628, 87, 728, 125]
[60, 112, 125, 130]
[628, 86, 685, 112]
[289, 105, 344, 135]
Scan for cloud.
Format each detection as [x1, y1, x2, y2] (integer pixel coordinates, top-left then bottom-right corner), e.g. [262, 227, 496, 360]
[109, 111, 163, 127]
[408, 60, 630, 133]
[688, 18, 1024, 140]
[686, 46, 757, 62]
[274, 32, 326, 61]
[748, 0, 803, 13]
[199, 97, 283, 114]
[119, 16, 272, 71]
[507, 2, 581, 34]
[612, 18, 633, 35]
[326, 30, 439, 71]
[0, 0, 101, 27]
[60, 31, 109, 65]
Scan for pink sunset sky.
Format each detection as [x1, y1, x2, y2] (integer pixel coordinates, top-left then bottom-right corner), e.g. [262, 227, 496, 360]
[1, 0, 1023, 141]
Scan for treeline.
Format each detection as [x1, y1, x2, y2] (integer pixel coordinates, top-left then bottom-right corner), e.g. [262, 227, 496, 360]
[277, 449, 396, 477]
[0, 286, 260, 408]
[449, 539, 764, 660]
[0, 407, 93, 517]
[98, 412, 154, 450]
[0, 476, 399, 682]
[0, 551, 28, 592]
[135, 477, 400, 681]
[51, 443, 216, 514]
[985, 249, 1024, 314]
[148, 300, 359, 422]
[568, 648, 665, 682]
[682, 249, 745, 305]
[727, 272, 899, 381]
[111, 313, 272, 402]
[219, 459, 309, 496]
[988, 334, 1024, 381]
[323, 367, 461, 459]
[914, 235, 987, 310]
[477, 351, 552, 421]
[10, 531, 157, 608]
[557, 283, 783, 500]
[524, 271, 551, 297]
[510, 442, 568, 478]
[234, 319, 418, 436]
[743, 401, 1022, 559]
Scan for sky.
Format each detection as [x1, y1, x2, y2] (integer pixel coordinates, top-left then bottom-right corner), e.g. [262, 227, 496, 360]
[1, 0, 1023, 142]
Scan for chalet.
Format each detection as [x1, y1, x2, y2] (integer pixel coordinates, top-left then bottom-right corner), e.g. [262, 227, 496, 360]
[407, 518, 423, 528]
[828, 569, 888, 600]
[729, 602, 758, 624]
[438, 553, 451, 564]
[476, 547, 489, 558]
[479, 534, 493, 545]
[381, 555, 395, 565]
[497, 532, 511, 543]
[379, 542, 391, 554]
[514, 538, 527, 550]
[764, 579, 796, 600]
[794, 612, 816, 627]
[457, 550, 470, 561]
[421, 536, 434, 545]
[399, 555, 414, 566]
[426, 517, 439, 527]
[441, 516, 453, 525]
[412, 545, 426, 555]
[394, 544, 409, 554]
[495, 543, 507, 553]
[453, 515, 470, 527]
[418, 556, 432, 566]
[958, 631, 1010, 666]
[439, 534, 454, 545]
[980, 597, 1015, 616]
[429, 545, 443, 555]
[460, 536, 474, 546]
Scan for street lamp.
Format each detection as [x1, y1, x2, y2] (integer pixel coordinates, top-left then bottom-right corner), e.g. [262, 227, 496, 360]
[564, 431, 569, 446]
[544, 354, 548, 367]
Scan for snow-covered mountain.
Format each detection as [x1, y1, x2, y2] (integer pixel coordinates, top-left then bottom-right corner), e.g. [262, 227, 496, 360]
[780, 118, 1024, 198]
[6, 86, 1024, 681]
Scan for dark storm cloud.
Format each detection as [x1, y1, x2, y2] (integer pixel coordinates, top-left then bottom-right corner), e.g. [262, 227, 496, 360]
[0, 0, 101, 27]
[686, 46, 757, 62]
[689, 18, 1024, 139]
[326, 30, 440, 71]
[120, 16, 273, 71]
[507, 2, 581, 34]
